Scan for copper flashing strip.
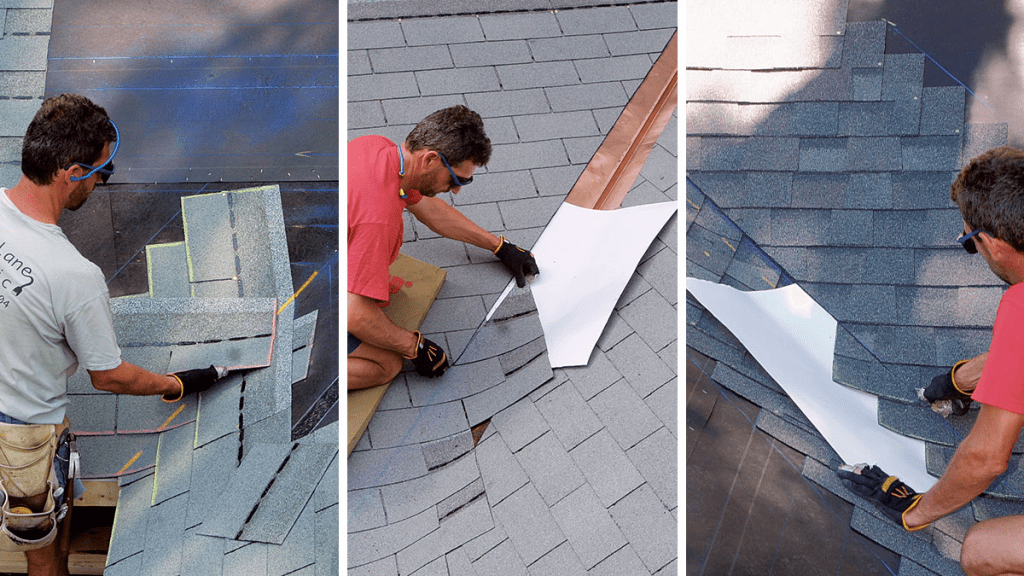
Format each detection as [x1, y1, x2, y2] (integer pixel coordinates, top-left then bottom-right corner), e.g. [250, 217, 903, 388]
[565, 31, 678, 210]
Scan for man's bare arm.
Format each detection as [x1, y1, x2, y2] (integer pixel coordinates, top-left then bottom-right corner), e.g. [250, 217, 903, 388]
[904, 402, 1024, 527]
[88, 361, 180, 396]
[348, 291, 418, 358]
[406, 196, 500, 252]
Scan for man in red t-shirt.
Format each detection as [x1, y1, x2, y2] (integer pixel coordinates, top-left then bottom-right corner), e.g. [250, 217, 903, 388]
[348, 106, 539, 390]
[839, 147, 1024, 575]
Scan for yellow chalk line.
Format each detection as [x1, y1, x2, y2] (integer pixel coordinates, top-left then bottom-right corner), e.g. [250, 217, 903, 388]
[158, 404, 186, 431]
[277, 270, 318, 315]
[117, 452, 142, 476]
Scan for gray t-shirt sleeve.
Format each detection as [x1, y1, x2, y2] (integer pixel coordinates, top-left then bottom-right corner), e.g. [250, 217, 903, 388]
[64, 293, 122, 372]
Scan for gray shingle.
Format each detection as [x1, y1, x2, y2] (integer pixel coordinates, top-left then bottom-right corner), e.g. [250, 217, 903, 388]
[152, 421, 196, 506]
[842, 21, 886, 68]
[67, 394, 116, 433]
[198, 442, 293, 539]
[475, 432, 528, 505]
[920, 86, 966, 136]
[645, 379, 677, 438]
[588, 543, 648, 576]
[549, 483, 627, 569]
[421, 430, 475, 470]
[401, 16, 484, 46]
[240, 444, 338, 544]
[492, 483, 566, 565]
[604, 28, 675, 56]
[847, 136, 902, 170]
[194, 372, 243, 448]
[837, 101, 893, 136]
[348, 71, 418, 102]
[528, 35, 610, 61]
[368, 45, 454, 73]
[569, 429, 644, 508]
[78, 432, 158, 479]
[348, 506, 439, 568]
[471, 539, 528, 576]
[755, 410, 839, 466]
[497, 61, 581, 91]
[608, 484, 676, 572]
[490, 397, 550, 452]
[140, 492, 188, 576]
[348, 20, 404, 50]
[463, 352, 553, 426]
[527, 542, 588, 576]
[515, 431, 586, 506]
[627, 427, 676, 509]
[406, 359, 505, 407]
[480, 11, 562, 41]
[267, 499, 316, 575]
[556, 6, 635, 35]
[799, 138, 847, 173]
[851, 66, 883, 101]
[961, 122, 1007, 166]
[367, 400, 469, 449]
[107, 474, 154, 565]
[380, 451, 479, 522]
[450, 40, 532, 67]
[146, 242, 190, 298]
[902, 136, 962, 171]
[398, 496, 494, 574]
[348, 488, 386, 532]
[588, 379, 662, 451]
[791, 172, 848, 207]
[534, 380, 603, 450]
[617, 287, 677, 354]
[850, 507, 962, 575]
[881, 53, 925, 100]
[891, 171, 956, 209]
[545, 82, 628, 113]
[315, 505, 340, 576]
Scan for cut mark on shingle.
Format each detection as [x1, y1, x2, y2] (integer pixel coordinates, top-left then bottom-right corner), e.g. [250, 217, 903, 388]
[235, 442, 299, 540]
[277, 269, 319, 316]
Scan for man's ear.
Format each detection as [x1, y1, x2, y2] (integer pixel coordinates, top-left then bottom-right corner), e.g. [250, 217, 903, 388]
[982, 234, 1015, 262]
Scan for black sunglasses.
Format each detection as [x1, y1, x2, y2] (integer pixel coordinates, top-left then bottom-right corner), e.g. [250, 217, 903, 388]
[957, 228, 989, 254]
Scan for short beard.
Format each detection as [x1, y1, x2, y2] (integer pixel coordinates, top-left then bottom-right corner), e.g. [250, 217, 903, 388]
[66, 181, 91, 211]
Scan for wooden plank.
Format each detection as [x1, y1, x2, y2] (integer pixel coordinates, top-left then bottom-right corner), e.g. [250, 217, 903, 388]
[347, 253, 446, 455]
[74, 480, 118, 507]
[0, 551, 105, 574]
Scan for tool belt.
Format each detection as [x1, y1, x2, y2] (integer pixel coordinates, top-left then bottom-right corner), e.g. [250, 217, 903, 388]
[0, 421, 74, 552]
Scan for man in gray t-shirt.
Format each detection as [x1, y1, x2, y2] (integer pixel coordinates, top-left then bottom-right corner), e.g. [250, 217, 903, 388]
[1, 94, 220, 575]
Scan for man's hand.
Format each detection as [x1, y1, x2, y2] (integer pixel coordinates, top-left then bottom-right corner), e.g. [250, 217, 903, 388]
[921, 360, 972, 416]
[837, 464, 927, 530]
[408, 331, 449, 377]
[164, 366, 222, 402]
[494, 236, 539, 288]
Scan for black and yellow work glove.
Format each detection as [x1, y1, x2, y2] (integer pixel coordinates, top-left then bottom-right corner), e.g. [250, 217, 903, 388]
[494, 236, 539, 288]
[837, 464, 928, 531]
[407, 331, 449, 378]
[163, 366, 222, 402]
[921, 359, 973, 416]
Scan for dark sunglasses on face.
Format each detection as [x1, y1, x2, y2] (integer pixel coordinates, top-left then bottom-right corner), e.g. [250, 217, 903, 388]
[65, 119, 119, 185]
[957, 228, 989, 254]
[438, 151, 472, 188]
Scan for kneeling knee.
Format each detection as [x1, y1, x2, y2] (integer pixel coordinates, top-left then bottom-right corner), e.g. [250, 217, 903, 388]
[960, 525, 989, 575]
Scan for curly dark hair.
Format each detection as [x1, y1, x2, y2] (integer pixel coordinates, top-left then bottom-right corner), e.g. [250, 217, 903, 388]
[951, 146, 1024, 252]
[405, 105, 491, 167]
[21, 94, 117, 185]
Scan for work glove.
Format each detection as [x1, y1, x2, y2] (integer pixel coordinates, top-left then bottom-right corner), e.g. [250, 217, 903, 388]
[837, 464, 928, 531]
[494, 236, 539, 288]
[163, 366, 222, 402]
[407, 331, 449, 378]
[920, 359, 972, 416]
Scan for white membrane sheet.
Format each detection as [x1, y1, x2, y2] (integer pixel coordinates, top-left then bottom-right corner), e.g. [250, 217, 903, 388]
[686, 278, 936, 490]
[524, 202, 677, 368]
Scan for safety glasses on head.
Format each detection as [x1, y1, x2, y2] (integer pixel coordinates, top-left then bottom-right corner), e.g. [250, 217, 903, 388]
[957, 227, 989, 254]
[437, 151, 472, 188]
[66, 120, 119, 184]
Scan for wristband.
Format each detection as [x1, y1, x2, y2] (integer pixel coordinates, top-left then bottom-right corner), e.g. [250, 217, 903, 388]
[403, 331, 424, 360]
[492, 236, 506, 255]
[901, 494, 930, 531]
[950, 358, 972, 396]
[162, 374, 185, 403]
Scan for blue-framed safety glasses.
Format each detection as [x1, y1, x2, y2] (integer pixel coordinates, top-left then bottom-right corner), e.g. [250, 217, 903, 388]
[438, 151, 472, 188]
[66, 120, 119, 184]
[957, 228, 989, 254]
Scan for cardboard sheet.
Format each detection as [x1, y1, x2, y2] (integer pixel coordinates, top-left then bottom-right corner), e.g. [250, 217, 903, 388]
[528, 201, 677, 368]
[686, 278, 936, 490]
[347, 254, 446, 455]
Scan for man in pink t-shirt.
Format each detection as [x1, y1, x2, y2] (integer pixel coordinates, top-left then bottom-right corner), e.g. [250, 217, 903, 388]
[839, 147, 1024, 575]
[348, 106, 539, 390]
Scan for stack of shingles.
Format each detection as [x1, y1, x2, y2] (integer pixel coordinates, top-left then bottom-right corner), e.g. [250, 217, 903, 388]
[63, 185, 336, 575]
[348, 283, 554, 573]
[686, 17, 1024, 575]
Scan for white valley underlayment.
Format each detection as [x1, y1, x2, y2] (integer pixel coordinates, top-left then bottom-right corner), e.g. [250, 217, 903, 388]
[686, 277, 936, 490]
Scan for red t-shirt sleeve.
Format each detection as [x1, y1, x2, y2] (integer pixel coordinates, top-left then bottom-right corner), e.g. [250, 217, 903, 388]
[347, 222, 402, 303]
[972, 285, 1024, 414]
